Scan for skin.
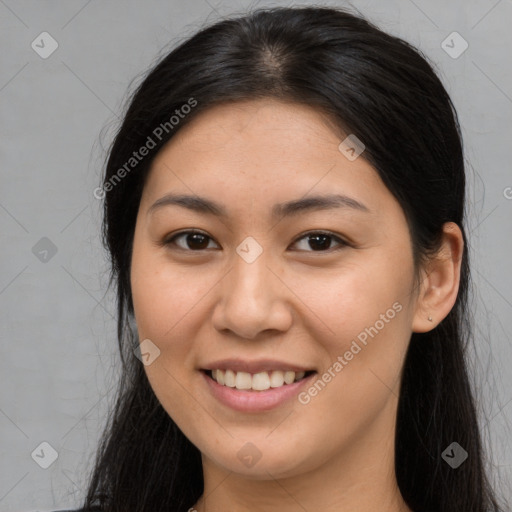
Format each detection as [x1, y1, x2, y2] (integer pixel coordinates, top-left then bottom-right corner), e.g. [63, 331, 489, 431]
[130, 99, 464, 512]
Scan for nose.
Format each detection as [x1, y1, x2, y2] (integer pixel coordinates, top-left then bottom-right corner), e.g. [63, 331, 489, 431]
[211, 247, 293, 340]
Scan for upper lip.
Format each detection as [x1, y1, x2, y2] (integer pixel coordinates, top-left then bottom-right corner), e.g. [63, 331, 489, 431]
[201, 358, 315, 374]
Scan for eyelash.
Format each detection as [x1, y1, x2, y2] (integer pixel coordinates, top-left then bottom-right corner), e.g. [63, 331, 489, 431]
[162, 229, 350, 253]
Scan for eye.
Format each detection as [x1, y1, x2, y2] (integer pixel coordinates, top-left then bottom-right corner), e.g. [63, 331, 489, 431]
[290, 231, 349, 252]
[163, 229, 349, 253]
[164, 230, 219, 251]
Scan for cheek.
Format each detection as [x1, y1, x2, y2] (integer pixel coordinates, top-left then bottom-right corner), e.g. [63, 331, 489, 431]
[130, 246, 212, 433]
[130, 239, 207, 343]
[287, 269, 412, 465]
[291, 254, 413, 406]
[130, 242, 206, 401]
[131, 270, 210, 418]
[290, 253, 413, 342]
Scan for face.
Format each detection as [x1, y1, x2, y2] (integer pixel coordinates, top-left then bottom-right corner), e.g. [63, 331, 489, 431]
[130, 99, 420, 481]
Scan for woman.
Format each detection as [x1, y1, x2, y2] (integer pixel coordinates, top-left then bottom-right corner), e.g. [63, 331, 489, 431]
[68, 5, 506, 512]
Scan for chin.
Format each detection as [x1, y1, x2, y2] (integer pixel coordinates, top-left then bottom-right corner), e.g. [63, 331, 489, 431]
[202, 438, 320, 480]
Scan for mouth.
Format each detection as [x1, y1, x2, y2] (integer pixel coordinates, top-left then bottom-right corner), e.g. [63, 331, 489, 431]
[200, 367, 317, 412]
[201, 368, 316, 392]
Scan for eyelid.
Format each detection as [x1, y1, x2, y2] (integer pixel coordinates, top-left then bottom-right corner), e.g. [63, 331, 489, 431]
[290, 229, 350, 251]
[162, 229, 351, 252]
[164, 229, 219, 250]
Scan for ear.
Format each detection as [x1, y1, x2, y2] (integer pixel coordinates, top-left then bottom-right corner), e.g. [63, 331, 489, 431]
[412, 222, 464, 333]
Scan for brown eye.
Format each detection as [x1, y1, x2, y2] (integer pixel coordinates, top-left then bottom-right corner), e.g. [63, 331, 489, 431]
[291, 231, 348, 252]
[165, 230, 218, 251]
[163, 230, 348, 253]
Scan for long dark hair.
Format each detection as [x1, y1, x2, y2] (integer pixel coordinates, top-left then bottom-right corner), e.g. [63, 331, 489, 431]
[81, 6, 507, 512]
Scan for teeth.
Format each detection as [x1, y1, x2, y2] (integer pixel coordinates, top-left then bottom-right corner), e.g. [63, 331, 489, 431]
[224, 369, 236, 387]
[284, 371, 295, 384]
[269, 370, 284, 388]
[235, 371, 252, 390]
[252, 372, 270, 391]
[209, 369, 309, 391]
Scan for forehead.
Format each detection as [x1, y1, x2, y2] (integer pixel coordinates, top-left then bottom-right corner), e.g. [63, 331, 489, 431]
[159, 99, 348, 169]
[140, 99, 396, 220]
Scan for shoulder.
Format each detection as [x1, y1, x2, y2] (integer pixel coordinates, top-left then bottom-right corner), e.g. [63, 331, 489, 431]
[28, 506, 103, 512]
[46, 508, 102, 512]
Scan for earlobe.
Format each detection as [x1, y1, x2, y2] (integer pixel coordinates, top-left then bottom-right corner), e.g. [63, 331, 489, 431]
[412, 222, 464, 333]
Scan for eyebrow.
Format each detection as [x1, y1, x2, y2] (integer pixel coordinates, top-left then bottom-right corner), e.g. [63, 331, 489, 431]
[147, 192, 370, 219]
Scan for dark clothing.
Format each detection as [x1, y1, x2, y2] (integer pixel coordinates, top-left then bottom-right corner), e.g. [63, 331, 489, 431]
[48, 509, 102, 512]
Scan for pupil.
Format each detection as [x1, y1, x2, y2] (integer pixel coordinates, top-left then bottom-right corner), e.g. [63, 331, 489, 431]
[309, 234, 330, 251]
[188, 233, 208, 250]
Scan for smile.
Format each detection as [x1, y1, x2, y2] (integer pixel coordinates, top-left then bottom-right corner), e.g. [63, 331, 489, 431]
[201, 369, 317, 412]
[207, 369, 314, 391]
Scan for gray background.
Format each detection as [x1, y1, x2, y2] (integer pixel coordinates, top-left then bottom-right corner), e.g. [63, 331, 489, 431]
[1, 0, 511, 511]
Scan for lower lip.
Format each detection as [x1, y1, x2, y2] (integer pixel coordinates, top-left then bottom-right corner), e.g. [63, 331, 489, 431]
[202, 371, 316, 412]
